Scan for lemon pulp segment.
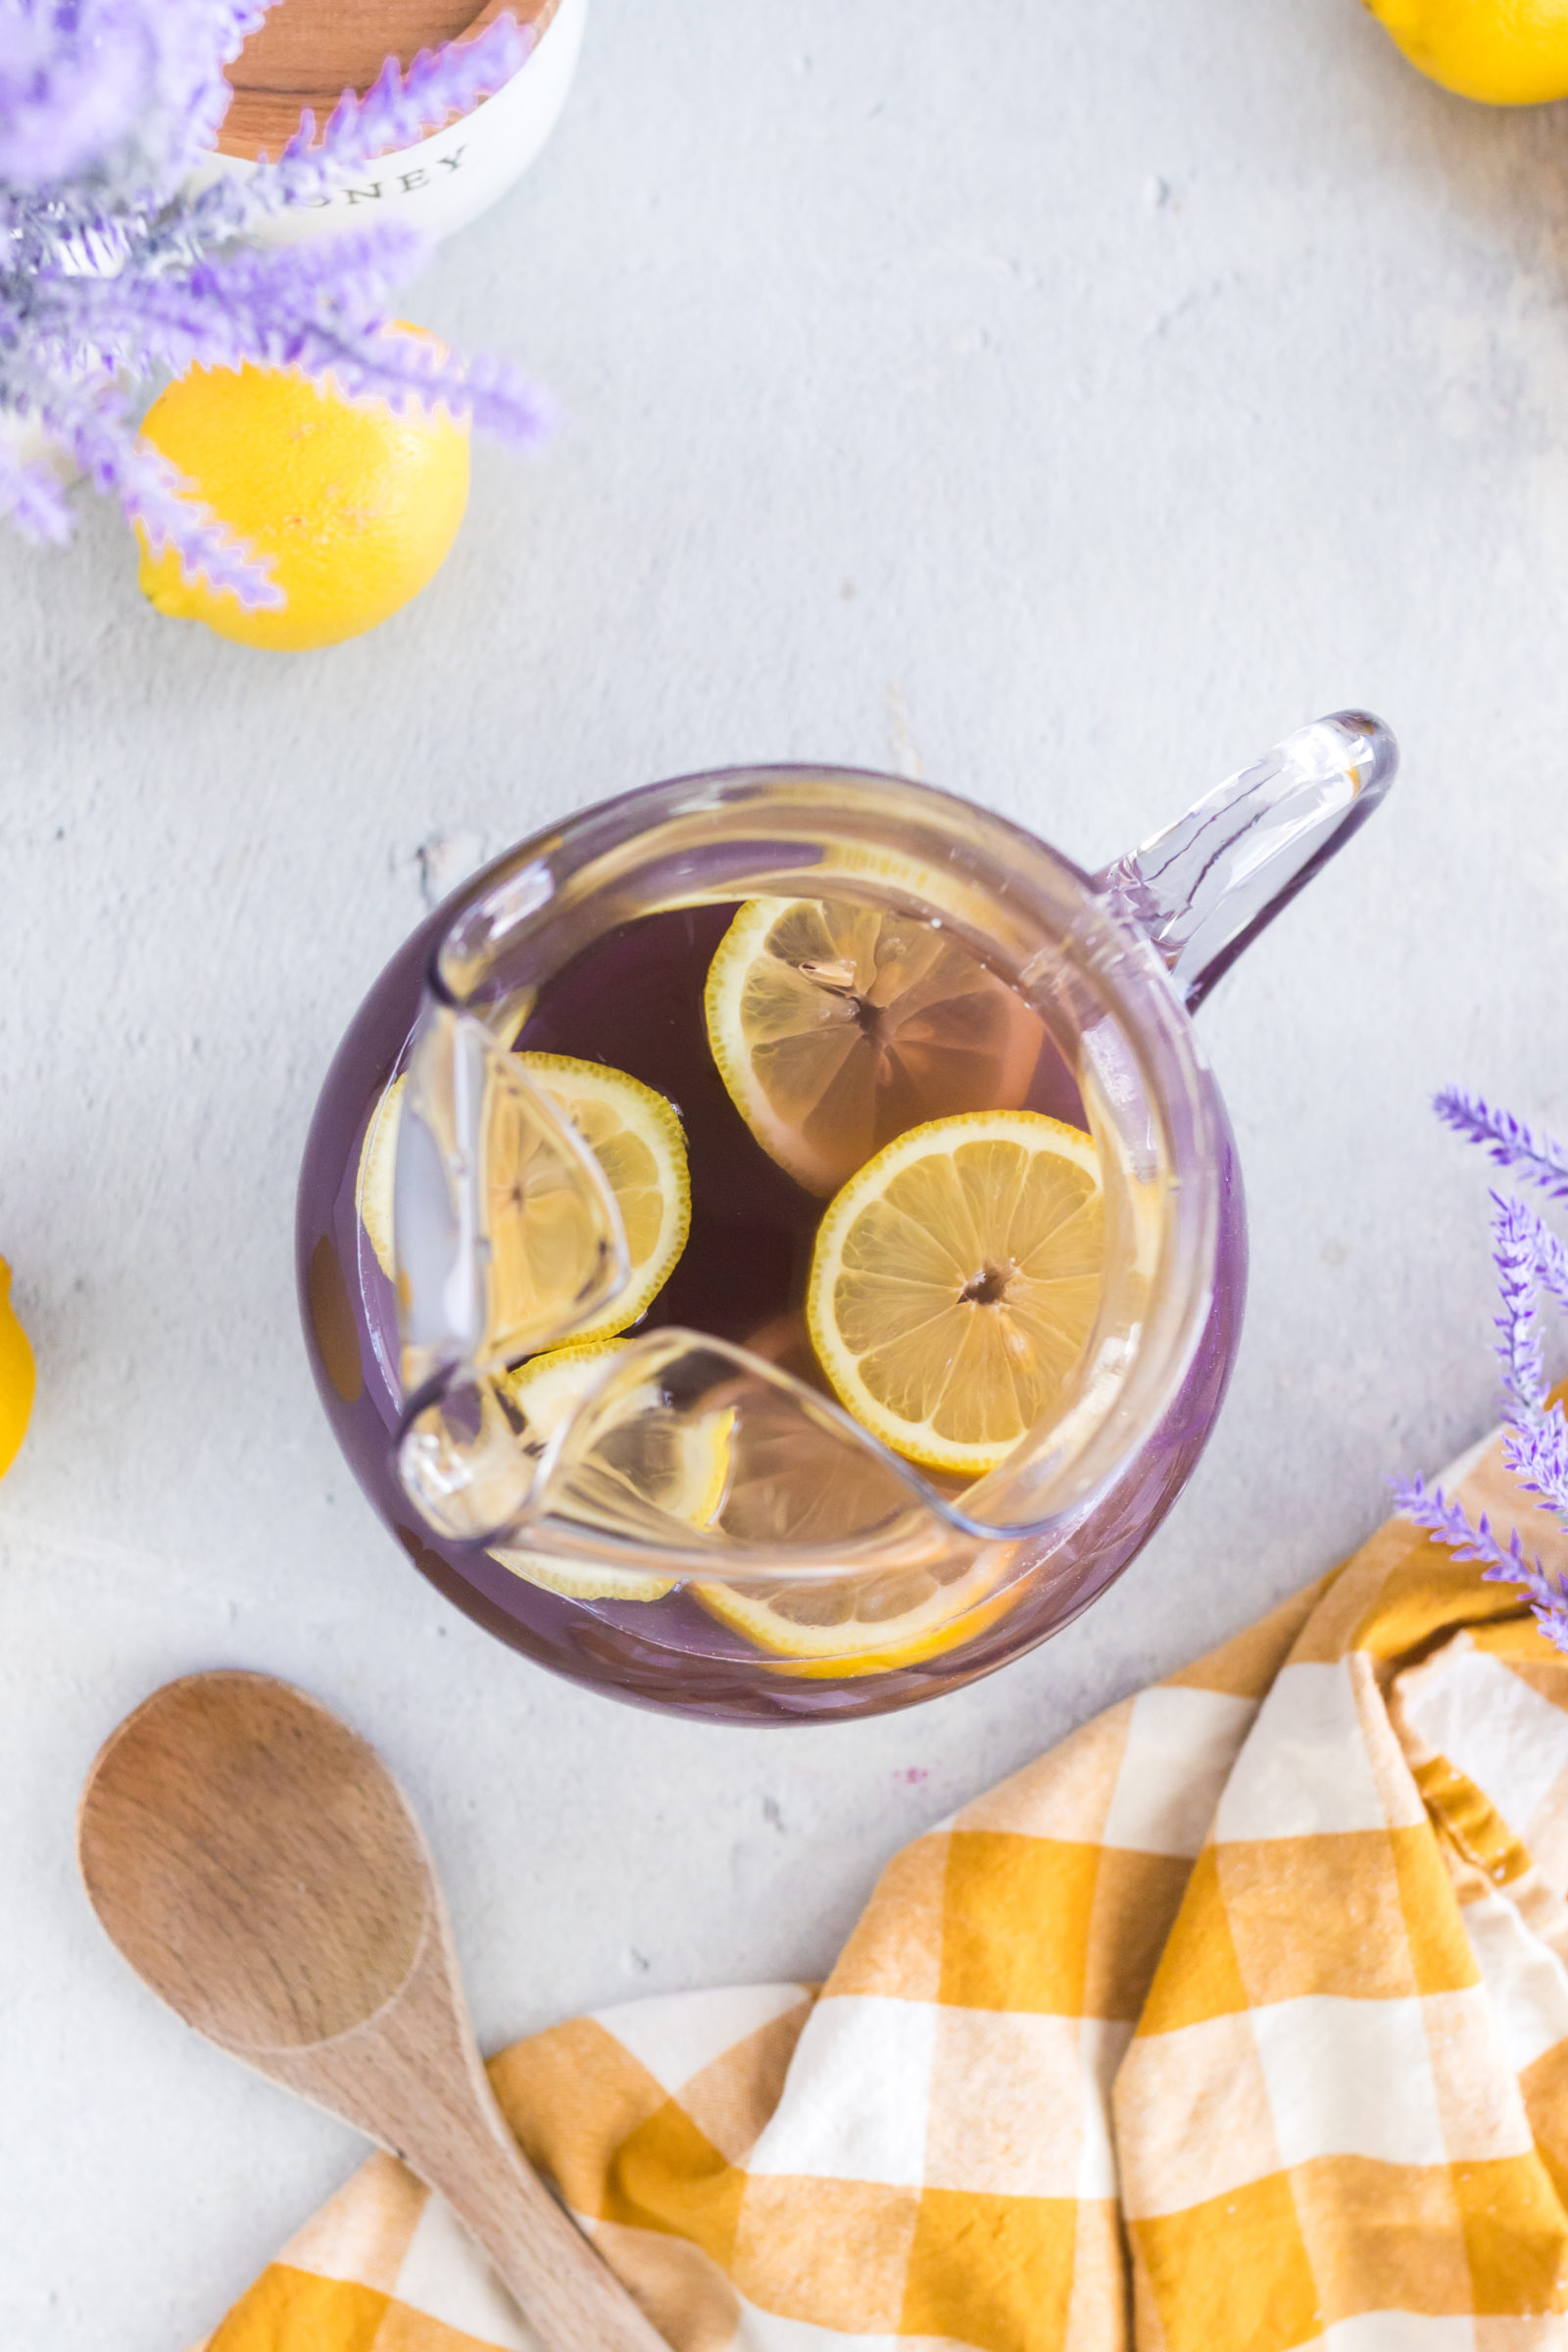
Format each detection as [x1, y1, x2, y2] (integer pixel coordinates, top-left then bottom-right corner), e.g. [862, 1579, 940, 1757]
[807, 1108, 1104, 1478]
[354, 1054, 690, 1343]
[705, 898, 1046, 1197]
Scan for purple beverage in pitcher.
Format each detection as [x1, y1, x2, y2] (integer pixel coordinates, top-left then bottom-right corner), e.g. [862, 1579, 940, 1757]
[298, 874, 1243, 1724]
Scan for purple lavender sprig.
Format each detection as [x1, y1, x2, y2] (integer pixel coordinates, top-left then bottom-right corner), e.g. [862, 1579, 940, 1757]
[1396, 1472, 1568, 1643]
[1434, 1087, 1568, 1204]
[0, 430, 70, 542]
[0, 0, 272, 189]
[70, 404, 279, 605]
[1491, 1190, 1547, 1416]
[1, 1, 546, 606]
[1396, 1091, 1568, 1652]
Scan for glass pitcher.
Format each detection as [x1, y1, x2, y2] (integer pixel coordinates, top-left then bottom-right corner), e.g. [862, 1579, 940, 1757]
[298, 711, 1396, 1724]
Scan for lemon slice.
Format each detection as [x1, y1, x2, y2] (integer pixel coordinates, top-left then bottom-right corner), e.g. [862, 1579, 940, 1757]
[513, 1054, 690, 1341]
[807, 1108, 1104, 1478]
[356, 1072, 405, 1280]
[695, 1549, 1022, 1676]
[705, 898, 1046, 1197]
[490, 1341, 733, 1602]
[354, 1054, 690, 1343]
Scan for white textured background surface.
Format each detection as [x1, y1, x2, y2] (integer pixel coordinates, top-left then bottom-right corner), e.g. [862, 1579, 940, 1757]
[6, 1, 1568, 2343]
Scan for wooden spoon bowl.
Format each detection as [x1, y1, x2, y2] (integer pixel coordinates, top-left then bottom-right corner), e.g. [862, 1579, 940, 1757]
[78, 1671, 665, 2351]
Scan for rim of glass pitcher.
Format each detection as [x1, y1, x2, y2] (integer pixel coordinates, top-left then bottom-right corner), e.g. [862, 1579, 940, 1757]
[420, 763, 1226, 1547]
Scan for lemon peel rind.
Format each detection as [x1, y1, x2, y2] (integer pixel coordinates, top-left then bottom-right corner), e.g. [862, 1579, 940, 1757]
[134, 340, 470, 652]
[1363, 0, 1568, 105]
[0, 1255, 35, 1482]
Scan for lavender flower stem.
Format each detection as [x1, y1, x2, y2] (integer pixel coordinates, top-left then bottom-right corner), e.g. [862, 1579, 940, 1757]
[2, 4, 547, 599]
[1402, 1092, 1568, 1655]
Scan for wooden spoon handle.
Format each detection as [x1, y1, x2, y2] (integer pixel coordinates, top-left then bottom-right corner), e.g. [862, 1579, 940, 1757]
[256, 1911, 669, 2349]
[415, 2092, 669, 2351]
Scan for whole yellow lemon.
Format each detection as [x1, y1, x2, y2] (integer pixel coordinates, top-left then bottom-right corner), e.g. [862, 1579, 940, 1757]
[136, 335, 470, 652]
[1364, 0, 1568, 103]
[0, 1257, 35, 1481]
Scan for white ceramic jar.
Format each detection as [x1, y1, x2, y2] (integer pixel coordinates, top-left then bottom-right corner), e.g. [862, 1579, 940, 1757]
[201, 0, 587, 244]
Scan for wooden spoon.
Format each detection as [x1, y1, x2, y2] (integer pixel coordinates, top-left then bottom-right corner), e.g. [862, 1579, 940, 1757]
[77, 1671, 666, 2352]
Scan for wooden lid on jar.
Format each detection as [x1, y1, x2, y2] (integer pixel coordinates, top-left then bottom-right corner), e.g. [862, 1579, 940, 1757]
[217, 0, 561, 161]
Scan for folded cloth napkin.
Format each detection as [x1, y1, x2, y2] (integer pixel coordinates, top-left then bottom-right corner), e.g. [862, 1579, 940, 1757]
[194, 1424, 1568, 2352]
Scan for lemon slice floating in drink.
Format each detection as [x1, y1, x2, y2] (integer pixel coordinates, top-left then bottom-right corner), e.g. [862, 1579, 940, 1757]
[705, 898, 1047, 1197]
[493, 1339, 1011, 1666]
[695, 1551, 1021, 1675]
[511, 1054, 690, 1342]
[356, 1053, 691, 1344]
[489, 1340, 733, 1603]
[356, 1076, 405, 1280]
[807, 1108, 1104, 1478]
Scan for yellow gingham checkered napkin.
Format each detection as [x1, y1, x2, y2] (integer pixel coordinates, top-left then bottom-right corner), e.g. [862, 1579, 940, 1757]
[195, 1424, 1568, 2352]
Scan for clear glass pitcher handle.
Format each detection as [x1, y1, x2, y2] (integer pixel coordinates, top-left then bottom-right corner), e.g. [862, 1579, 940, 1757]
[1096, 710, 1397, 1009]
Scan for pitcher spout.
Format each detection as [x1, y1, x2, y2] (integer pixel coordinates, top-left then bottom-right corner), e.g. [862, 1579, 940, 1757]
[394, 999, 630, 1399]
